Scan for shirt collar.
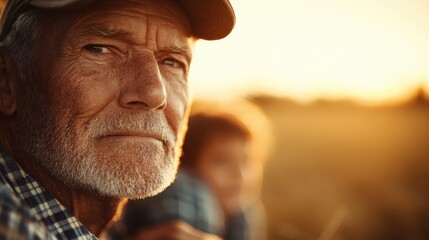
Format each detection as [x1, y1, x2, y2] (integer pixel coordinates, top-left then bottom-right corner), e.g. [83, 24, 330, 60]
[0, 147, 97, 239]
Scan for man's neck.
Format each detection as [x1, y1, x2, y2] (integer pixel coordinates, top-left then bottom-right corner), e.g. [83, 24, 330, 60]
[4, 143, 125, 237]
[68, 189, 127, 236]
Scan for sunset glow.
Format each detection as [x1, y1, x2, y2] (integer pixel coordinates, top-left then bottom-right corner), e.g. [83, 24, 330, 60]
[189, 0, 429, 103]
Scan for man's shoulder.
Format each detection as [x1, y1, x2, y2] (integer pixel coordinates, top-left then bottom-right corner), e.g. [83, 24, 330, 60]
[0, 180, 56, 240]
[0, 179, 32, 218]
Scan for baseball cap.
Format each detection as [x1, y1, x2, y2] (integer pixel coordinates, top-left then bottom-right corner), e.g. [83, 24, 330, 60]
[0, 0, 235, 41]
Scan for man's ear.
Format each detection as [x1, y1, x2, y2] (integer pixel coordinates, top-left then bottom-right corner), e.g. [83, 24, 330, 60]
[0, 45, 17, 116]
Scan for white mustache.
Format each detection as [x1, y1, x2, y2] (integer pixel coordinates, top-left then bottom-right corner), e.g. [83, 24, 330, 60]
[85, 111, 176, 148]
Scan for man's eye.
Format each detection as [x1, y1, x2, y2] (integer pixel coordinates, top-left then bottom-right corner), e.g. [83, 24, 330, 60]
[161, 58, 183, 68]
[83, 44, 112, 54]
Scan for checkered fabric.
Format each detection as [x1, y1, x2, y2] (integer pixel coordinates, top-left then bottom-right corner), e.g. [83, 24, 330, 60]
[223, 210, 249, 240]
[107, 170, 223, 239]
[0, 147, 97, 240]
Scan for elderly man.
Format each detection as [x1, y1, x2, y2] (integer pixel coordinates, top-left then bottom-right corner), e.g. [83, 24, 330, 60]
[0, 0, 234, 239]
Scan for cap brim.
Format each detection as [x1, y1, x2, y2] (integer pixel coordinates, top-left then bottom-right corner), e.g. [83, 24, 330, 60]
[177, 0, 235, 40]
[29, 0, 235, 40]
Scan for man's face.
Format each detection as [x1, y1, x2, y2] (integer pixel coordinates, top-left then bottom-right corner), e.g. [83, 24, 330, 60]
[14, 0, 194, 199]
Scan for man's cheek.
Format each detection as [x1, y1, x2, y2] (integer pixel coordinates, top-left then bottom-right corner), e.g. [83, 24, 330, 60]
[51, 66, 119, 115]
[165, 82, 189, 133]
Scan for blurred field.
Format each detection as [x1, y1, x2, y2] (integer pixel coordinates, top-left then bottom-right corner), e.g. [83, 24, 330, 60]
[251, 89, 429, 240]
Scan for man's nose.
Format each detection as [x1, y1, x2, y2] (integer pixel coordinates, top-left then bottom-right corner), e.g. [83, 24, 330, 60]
[119, 52, 167, 110]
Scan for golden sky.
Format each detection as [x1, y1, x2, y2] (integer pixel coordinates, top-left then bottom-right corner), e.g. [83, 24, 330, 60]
[189, 0, 429, 103]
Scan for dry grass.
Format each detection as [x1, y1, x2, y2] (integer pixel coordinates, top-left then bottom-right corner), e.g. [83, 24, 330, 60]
[252, 95, 429, 240]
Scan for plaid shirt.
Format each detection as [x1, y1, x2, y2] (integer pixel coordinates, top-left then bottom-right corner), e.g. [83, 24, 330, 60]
[0, 147, 97, 240]
[107, 170, 249, 240]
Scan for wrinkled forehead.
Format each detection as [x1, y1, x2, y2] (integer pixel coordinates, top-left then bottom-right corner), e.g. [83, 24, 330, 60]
[89, 0, 191, 30]
[66, 0, 193, 45]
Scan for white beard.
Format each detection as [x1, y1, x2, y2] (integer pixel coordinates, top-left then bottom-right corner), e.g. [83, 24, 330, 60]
[16, 95, 182, 199]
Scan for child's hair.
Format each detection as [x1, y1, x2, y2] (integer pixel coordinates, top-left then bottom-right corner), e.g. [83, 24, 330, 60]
[180, 113, 251, 167]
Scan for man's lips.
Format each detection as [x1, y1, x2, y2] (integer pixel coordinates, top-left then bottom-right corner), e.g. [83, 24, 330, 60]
[98, 131, 164, 143]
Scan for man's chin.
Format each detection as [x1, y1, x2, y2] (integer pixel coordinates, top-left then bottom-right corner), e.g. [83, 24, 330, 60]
[47, 147, 179, 200]
[124, 163, 178, 200]
[82, 164, 178, 199]
[92, 157, 178, 199]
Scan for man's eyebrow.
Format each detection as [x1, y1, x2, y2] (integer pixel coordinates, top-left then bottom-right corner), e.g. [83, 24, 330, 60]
[79, 25, 131, 38]
[162, 45, 193, 62]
